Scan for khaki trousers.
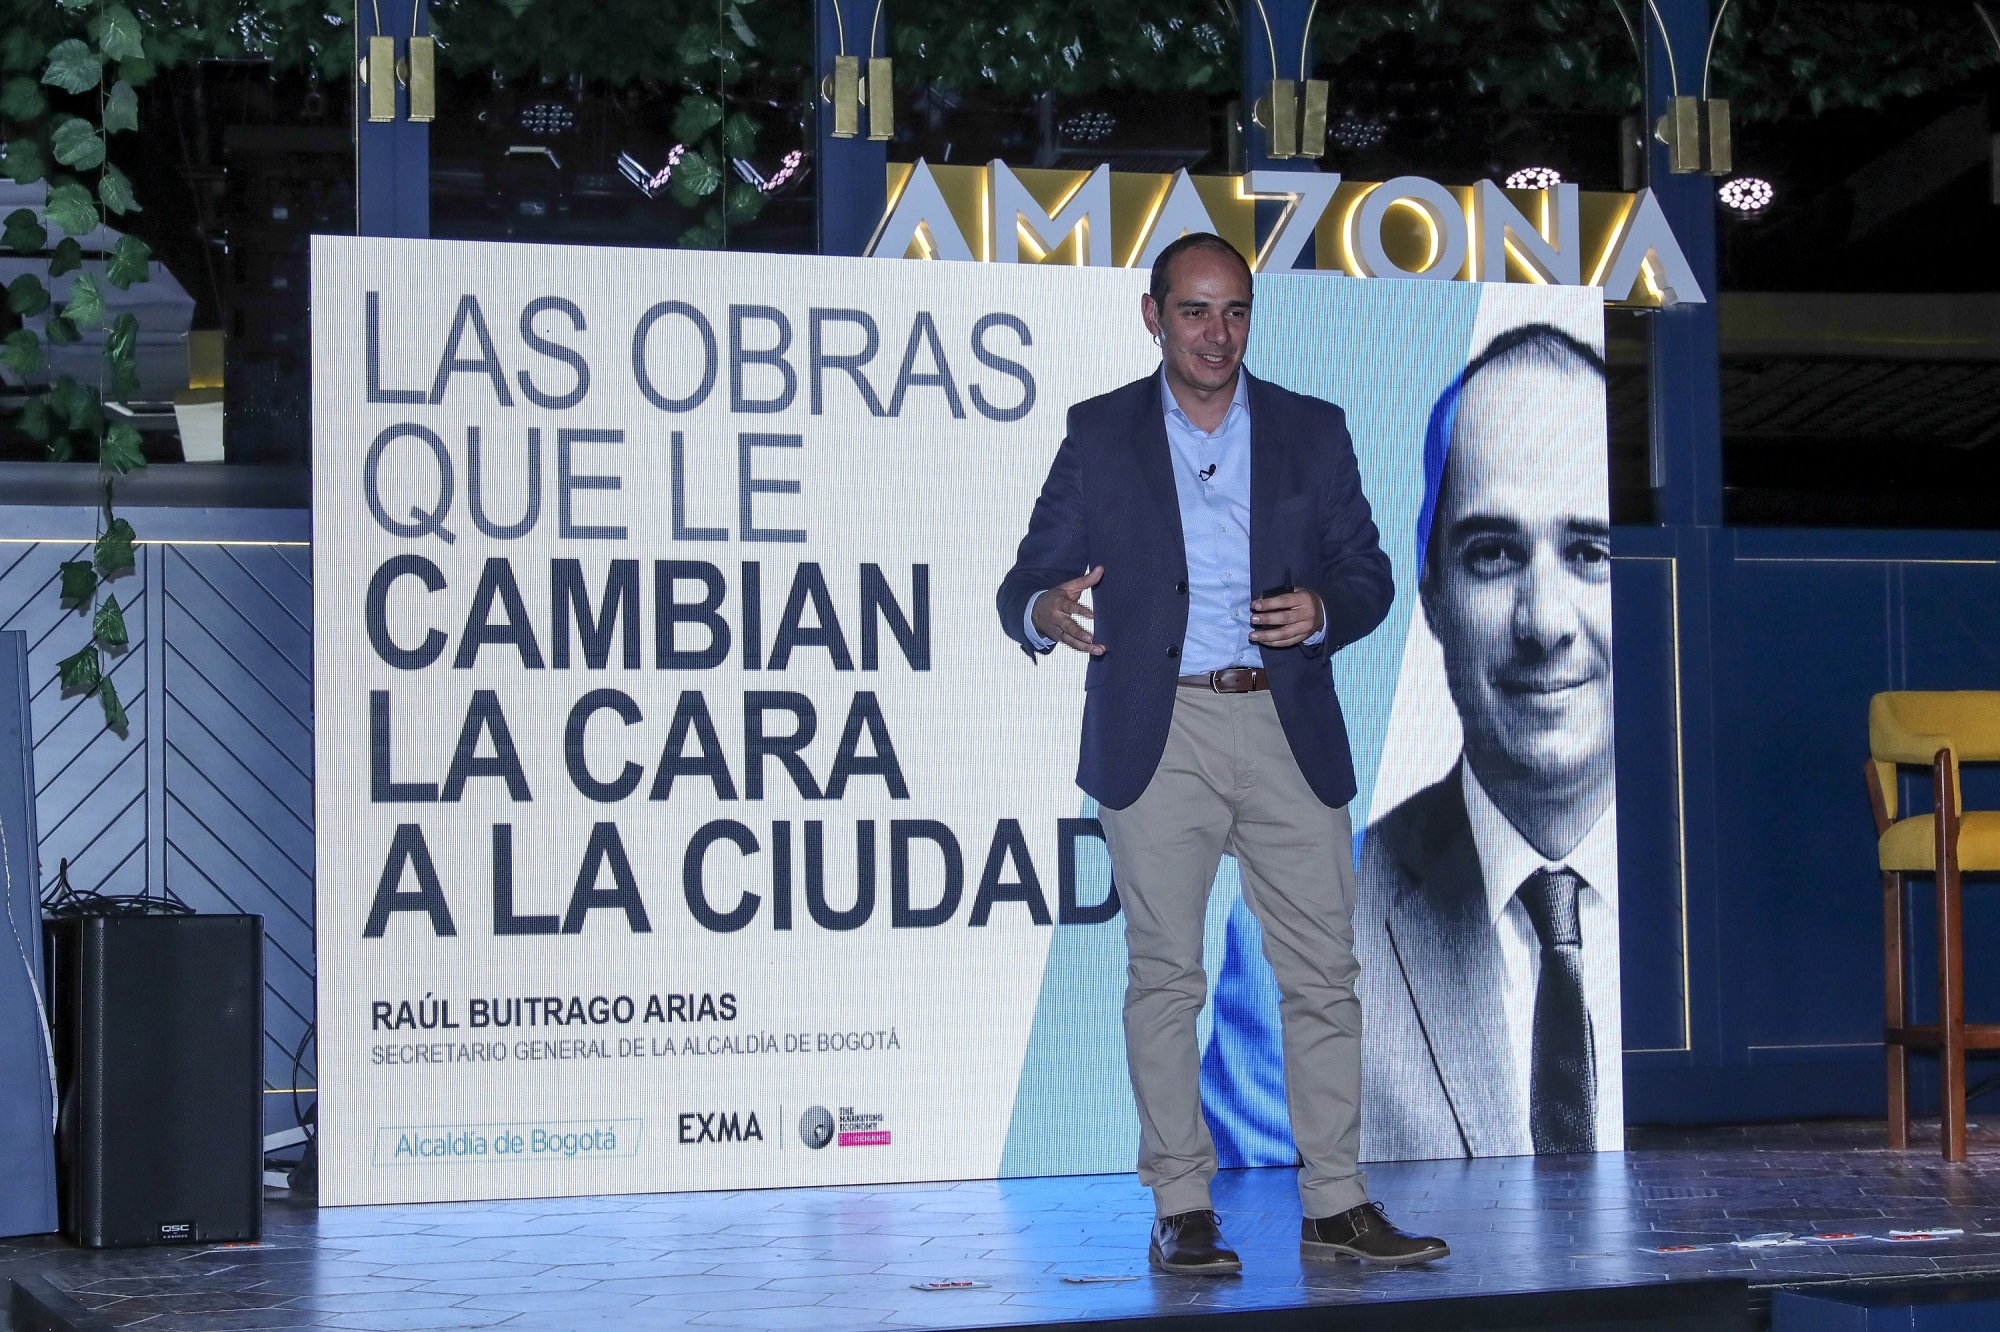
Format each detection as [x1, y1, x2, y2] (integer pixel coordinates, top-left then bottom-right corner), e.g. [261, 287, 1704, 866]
[1099, 688, 1368, 1219]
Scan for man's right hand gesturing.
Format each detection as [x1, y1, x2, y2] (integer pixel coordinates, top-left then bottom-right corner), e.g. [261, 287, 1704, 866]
[1033, 566, 1106, 656]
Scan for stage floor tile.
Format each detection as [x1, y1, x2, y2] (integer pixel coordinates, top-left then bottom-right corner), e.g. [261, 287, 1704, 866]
[8, 1120, 2000, 1330]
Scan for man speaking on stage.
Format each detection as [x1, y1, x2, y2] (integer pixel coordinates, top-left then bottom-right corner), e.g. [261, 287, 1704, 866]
[996, 233, 1448, 1275]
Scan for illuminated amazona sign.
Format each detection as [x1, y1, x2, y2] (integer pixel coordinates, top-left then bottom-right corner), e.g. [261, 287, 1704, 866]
[867, 160, 1703, 307]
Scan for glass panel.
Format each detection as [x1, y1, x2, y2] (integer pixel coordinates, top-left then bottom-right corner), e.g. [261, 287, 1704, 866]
[0, 29, 352, 479]
[1606, 308, 1656, 526]
[426, 0, 815, 253]
[887, 8, 1239, 172]
[1712, 4, 2000, 526]
[884, 6, 1657, 518]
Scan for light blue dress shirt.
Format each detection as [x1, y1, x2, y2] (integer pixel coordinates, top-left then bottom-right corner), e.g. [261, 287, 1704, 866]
[1026, 368, 1322, 663]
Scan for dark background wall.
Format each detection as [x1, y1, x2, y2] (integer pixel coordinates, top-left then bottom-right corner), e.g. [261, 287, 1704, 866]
[6, 501, 1997, 1139]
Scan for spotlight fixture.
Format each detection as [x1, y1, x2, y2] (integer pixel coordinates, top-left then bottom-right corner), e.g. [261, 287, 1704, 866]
[617, 144, 686, 199]
[1717, 175, 1773, 216]
[1504, 166, 1562, 191]
[1329, 117, 1386, 151]
[731, 149, 806, 196]
[518, 100, 576, 136]
[1059, 110, 1116, 144]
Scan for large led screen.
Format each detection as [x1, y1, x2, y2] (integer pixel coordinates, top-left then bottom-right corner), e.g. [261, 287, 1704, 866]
[311, 236, 1614, 1204]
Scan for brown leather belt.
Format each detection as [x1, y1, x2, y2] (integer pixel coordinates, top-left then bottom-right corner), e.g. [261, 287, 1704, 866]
[1177, 667, 1270, 693]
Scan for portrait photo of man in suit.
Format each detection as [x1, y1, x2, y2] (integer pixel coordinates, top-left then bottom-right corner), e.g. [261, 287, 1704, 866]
[1355, 322, 1621, 1162]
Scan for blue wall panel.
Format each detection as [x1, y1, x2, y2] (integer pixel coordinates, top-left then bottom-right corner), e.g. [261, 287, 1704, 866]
[1612, 551, 1688, 1055]
[0, 542, 150, 903]
[1620, 529, 2000, 1125]
[0, 536, 315, 1128]
[1711, 553, 1892, 1059]
[162, 544, 316, 1103]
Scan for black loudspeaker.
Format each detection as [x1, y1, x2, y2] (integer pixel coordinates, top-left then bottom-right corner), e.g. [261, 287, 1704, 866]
[44, 914, 263, 1247]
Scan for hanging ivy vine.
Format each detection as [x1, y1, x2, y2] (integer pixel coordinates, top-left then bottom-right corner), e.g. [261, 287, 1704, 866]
[0, 0, 158, 731]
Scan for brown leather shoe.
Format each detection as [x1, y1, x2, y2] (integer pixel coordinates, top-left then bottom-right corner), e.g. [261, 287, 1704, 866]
[1301, 1202, 1449, 1266]
[1149, 1209, 1243, 1276]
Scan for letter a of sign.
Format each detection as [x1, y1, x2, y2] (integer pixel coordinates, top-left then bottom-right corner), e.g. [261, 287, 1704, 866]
[1591, 188, 1706, 305]
[1129, 171, 1224, 270]
[865, 160, 976, 261]
[988, 162, 1113, 266]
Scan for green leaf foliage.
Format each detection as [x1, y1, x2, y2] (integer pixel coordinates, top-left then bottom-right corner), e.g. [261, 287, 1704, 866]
[0, 328, 44, 378]
[720, 110, 757, 155]
[94, 517, 135, 577]
[670, 94, 723, 142]
[1, 137, 45, 185]
[48, 236, 81, 275]
[49, 376, 99, 430]
[99, 421, 145, 475]
[58, 559, 97, 605]
[108, 352, 139, 400]
[41, 39, 102, 95]
[102, 79, 137, 133]
[1, 30, 48, 74]
[59, 271, 105, 327]
[43, 314, 79, 346]
[106, 233, 149, 287]
[56, 644, 100, 692]
[6, 272, 49, 316]
[92, 594, 129, 647]
[0, 76, 48, 121]
[724, 178, 764, 223]
[104, 310, 138, 369]
[0, 207, 46, 252]
[97, 163, 138, 215]
[44, 181, 96, 235]
[97, 674, 127, 732]
[669, 148, 721, 205]
[50, 117, 104, 170]
[15, 399, 53, 443]
[97, 6, 145, 62]
[674, 24, 720, 72]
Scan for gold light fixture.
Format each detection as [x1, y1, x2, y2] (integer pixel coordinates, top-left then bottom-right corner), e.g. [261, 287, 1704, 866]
[1249, 0, 1328, 161]
[1644, 0, 1733, 174]
[357, 0, 438, 124]
[823, 2, 892, 140]
[1297, 78, 1328, 159]
[1253, 81, 1299, 159]
[361, 34, 397, 123]
[407, 32, 437, 123]
[1653, 95, 1732, 175]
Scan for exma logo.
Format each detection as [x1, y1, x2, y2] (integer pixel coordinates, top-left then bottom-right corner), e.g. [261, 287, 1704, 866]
[678, 1111, 763, 1144]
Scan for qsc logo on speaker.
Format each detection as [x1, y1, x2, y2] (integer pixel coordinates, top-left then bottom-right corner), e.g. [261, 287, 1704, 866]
[676, 1111, 765, 1144]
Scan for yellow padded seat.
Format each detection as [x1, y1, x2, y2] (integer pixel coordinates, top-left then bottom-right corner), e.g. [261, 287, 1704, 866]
[1869, 689, 2000, 1163]
[1879, 810, 2000, 872]
[1870, 690, 2000, 821]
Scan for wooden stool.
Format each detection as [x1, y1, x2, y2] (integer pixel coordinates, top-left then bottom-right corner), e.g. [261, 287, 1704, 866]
[1867, 691, 2000, 1161]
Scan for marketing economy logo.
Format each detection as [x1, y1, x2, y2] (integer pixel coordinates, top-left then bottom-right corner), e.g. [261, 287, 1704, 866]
[798, 1104, 890, 1149]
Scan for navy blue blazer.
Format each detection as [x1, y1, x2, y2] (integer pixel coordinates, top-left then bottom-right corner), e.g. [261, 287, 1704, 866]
[997, 370, 1395, 811]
